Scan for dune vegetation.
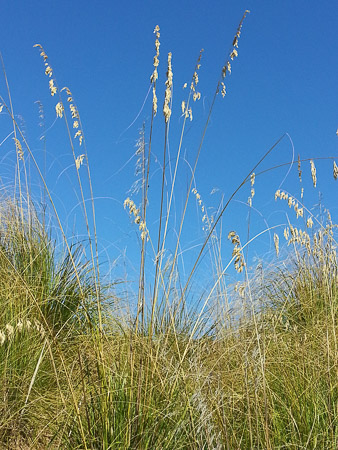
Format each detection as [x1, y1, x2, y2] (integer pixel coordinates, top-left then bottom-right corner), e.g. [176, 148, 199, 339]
[0, 10, 337, 449]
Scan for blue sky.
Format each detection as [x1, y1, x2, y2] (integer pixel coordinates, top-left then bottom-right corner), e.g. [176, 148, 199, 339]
[0, 0, 338, 291]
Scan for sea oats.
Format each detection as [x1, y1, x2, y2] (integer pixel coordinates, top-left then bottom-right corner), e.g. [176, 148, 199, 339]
[150, 25, 160, 115]
[14, 138, 24, 160]
[310, 160, 317, 187]
[333, 161, 338, 180]
[69, 104, 79, 119]
[74, 130, 83, 145]
[274, 233, 279, 257]
[152, 87, 158, 115]
[230, 49, 238, 60]
[284, 227, 289, 240]
[0, 331, 5, 346]
[306, 217, 314, 228]
[44, 65, 53, 77]
[0, 104, 3, 113]
[183, 82, 187, 89]
[55, 102, 64, 118]
[228, 231, 244, 272]
[163, 52, 173, 122]
[49, 79, 57, 96]
[73, 120, 79, 129]
[220, 82, 226, 97]
[75, 154, 85, 170]
[188, 107, 193, 121]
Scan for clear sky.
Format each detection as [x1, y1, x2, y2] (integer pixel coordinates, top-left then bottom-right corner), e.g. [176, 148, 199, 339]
[0, 0, 338, 292]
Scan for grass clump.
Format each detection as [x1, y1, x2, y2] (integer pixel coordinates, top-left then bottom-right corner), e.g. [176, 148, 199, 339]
[0, 10, 337, 449]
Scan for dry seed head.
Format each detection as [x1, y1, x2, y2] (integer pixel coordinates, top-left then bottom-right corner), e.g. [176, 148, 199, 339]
[274, 233, 279, 257]
[310, 160, 317, 187]
[74, 130, 83, 145]
[221, 82, 226, 97]
[152, 87, 158, 115]
[250, 172, 255, 186]
[45, 65, 53, 77]
[163, 52, 173, 122]
[333, 161, 338, 180]
[55, 102, 64, 118]
[0, 331, 5, 346]
[150, 25, 160, 84]
[14, 138, 24, 160]
[228, 231, 244, 272]
[284, 227, 289, 240]
[230, 49, 238, 60]
[49, 79, 57, 96]
[75, 154, 85, 170]
[188, 107, 193, 121]
[306, 217, 313, 228]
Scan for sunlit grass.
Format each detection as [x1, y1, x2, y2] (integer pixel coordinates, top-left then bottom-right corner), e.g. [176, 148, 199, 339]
[0, 10, 337, 449]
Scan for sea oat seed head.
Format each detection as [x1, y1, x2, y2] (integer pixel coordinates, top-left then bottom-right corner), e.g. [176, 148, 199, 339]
[55, 102, 64, 118]
[274, 233, 279, 257]
[306, 217, 313, 228]
[14, 138, 24, 160]
[49, 79, 57, 96]
[0, 331, 5, 346]
[221, 82, 226, 97]
[163, 52, 173, 122]
[188, 107, 193, 121]
[230, 49, 238, 60]
[284, 227, 289, 240]
[310, 160, 317, 187]
[75, 154, 85, 170]
[333, 161, 338, 180]
[152, 87, 158, 115]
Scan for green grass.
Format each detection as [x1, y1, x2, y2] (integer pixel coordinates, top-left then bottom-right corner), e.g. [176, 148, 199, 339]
[0, 10, 337, 449]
